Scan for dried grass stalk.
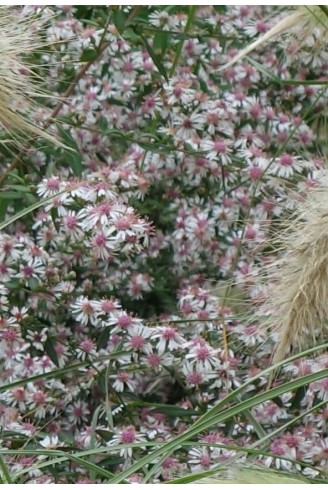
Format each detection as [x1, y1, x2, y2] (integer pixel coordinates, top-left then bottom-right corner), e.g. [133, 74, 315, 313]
[0, 6, 59, 145]
[262, 175, 328, 362]
[220, 6, 328, 71]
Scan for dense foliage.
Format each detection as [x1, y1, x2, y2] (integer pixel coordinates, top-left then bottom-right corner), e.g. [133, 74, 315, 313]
[0, 5, 328, 483]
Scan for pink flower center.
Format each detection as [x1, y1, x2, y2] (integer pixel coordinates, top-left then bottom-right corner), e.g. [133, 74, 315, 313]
[182, 118, 192, 129]
[64, 215, 78, 229]
[23, 265, 34, 277]
[196, 346, 210, 361]
[163, 328, 176, 340]
[82, 302, 95, 315]
[118, 372, 130, 382]
[187, 372, 203, 385]
[214, 140, 227, 153]
[73, 406, 83, 418]
[130, 335, 144, 350]
[101, 299, 117, 313]
[33, 391, 46, 405]
[147, 353, 160, 367]
[249, 166, 263, 180]
[255, 20, 268, 33]
[80, 340, 94, 352]
[13, 388, 25, 401]
[24, 357, 34, 368]
[120, 426, 136, 444]
[94, 233, 107, 247]
[115, 218, 130, 230]
[200, 454, 211, 468]
[46, 178, 60, 191]
[245, 227, 256, 239]
[2, 329, 18, 342]
[118, 315, 133, 328]
[279, 154, 293, 166]
[197, 310, 209, 320]
[98, 204, 112, 215]
[0, 263, 8, 274]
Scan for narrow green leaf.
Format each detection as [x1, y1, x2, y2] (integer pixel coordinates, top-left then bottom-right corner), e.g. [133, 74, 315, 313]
[80, 48, 98, 62]
[169, 6, 197, 77]
[164, 468, 225, 484]
[246, 57, 328, 85]
[0, 199, 8, 222]
[57, 127, 83, 176]
[89, 406, 102, 481]
[4, 185, 32, 193]
[153, 31, 170, 54]
[44, 338, 60, 367]
[141, 369, 328, 483]
[96, 429, 115, 442]
[0, 189, 68, 231]
[133, 27, 169, 82]
[107, 344, 328, 483]
[251, 399, 328, 451]
[0, 350, 129, 394]
[97, 326, 111, 350]
[112, 9, 126, 34]
[0, 455, 12, 484]
[50, 207, 60, 233]
[319, 5, 328, 19]
[0, 191, 23, 200]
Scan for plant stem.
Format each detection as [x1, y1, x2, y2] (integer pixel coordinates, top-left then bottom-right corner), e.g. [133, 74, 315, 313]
[169, 6, 197, 77]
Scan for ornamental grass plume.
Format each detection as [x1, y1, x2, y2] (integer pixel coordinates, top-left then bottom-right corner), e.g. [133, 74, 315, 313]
[196, 466, 309, 484]
[220, 5, 328, 70]
[260, 174, 328, 363]
[0, 6, 59, 145]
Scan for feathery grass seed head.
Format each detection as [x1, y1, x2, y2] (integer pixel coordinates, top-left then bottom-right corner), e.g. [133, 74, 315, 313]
[260, 173, 328, 362]
[0, 6, 60, 145]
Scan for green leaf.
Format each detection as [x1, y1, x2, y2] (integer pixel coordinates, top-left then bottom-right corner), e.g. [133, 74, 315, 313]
[80, 48, 98, 62]
[57, 127, 83, 176]
[0, 199, 8, 222]
[23, 193, 37, 207]
[0, 350, 129, 394]
[0, 455, 12, 484]
[98, 116, 109, 133]
[51, 207, 60, 233]
[133, 27, 169, 82]
[153, 31, 170, 54]
[121, 26, 140, 43]
[4, 184, 32, 193]
[97, 326, 111, 350]
[58, 431, 75, 445]
[166, 468, 225, 484]
[55, 115, 72, 124]
[107, 343, 328, 483]
[112, 9, 126, 34]
[89, 406, 102, 481]
[96, 429, 115, 442]
[28, 278, 40, 291]
[252, 398, 327, 451]
[128, 400, 199, 417]
[0, 191, 23, 200]
[66, 151, 83, 176]
[44, 338, 60, 367]
[169, 6, 197, 77]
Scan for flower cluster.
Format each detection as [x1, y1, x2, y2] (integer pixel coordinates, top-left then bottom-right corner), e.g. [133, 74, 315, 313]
[0, 4, 327, 484]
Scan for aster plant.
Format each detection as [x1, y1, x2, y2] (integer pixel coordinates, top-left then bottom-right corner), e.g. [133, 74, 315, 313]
[0, 4, 327, 484]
